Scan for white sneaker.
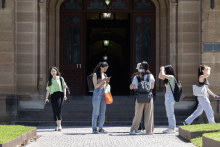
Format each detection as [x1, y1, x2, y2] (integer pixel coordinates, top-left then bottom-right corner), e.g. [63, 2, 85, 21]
[137, 130, 142, 133]
[129, 130, 136, 135]
[163, 128, 176, 134]
[55, 127, 58, 131]
[58, 126, 62, 131]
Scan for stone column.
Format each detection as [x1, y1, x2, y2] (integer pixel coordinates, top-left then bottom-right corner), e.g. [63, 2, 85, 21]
[177, 0, 201, 98]
[169, 0, 178, 75]
[38, 0, 46, 95]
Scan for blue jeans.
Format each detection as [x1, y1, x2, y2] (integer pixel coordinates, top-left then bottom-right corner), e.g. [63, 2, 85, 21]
[165, 92, 176, 129]
[92, 88, 106, 129]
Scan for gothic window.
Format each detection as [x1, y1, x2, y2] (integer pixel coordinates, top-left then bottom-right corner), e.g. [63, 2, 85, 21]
[134, 0, 155, 10]
[61, 0, 82, 10]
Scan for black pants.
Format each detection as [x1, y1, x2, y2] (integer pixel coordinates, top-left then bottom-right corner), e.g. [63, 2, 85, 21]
[51, 91, 64, 121]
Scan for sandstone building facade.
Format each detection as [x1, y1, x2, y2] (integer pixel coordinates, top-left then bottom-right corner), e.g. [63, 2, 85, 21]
[0, 0, 220, 123]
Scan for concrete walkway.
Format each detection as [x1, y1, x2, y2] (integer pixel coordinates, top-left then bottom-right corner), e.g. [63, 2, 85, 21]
[26, 126, 194, 147]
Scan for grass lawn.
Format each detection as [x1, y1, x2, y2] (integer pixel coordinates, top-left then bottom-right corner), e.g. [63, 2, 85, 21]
[190, 137, 202, 147]
[179, 123, 220, 132]
[0, 125, 36, 144]
[203, 132, 220, 142]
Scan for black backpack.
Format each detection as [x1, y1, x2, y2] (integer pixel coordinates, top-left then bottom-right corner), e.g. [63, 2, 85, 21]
[168, 78, 182, 102]
[136, 74, 153, 103]
[87, 74, 94, 92]
[60, 77, 70, 96]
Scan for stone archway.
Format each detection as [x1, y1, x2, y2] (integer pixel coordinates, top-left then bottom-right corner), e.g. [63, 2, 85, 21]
[46, 0, 170, 92]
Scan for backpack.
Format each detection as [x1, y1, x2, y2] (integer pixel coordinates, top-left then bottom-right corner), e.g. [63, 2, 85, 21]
[60, 77, 70, 96]
[168, 78, 182, 102]
[87, 74, 94, 92]
[136, 74, 153, 103]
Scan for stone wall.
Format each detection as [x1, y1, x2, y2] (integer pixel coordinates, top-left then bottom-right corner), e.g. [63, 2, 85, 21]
[201, 0, 220, 122]
[177, 0, 201, 98]
[202, 0, 220, 93]
[0, 0, 15, 94]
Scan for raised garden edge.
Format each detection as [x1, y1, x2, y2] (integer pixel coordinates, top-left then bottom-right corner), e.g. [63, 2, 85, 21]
[179, 127, 219, 141]
[0, 128, 36, 147]
[203, 136, 220, 147]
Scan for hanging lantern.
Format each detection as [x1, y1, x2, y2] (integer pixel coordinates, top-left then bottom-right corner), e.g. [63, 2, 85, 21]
[105, 0, 111, 5]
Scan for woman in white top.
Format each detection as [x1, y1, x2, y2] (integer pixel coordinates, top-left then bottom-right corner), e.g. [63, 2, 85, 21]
[129, 61, 155, 135]
[92, 62, 110, 134]
[158, 65, 176, 134]
[184, 65, 219, 125]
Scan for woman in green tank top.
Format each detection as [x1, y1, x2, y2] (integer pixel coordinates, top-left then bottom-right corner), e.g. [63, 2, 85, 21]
[45, 67, 67, 131]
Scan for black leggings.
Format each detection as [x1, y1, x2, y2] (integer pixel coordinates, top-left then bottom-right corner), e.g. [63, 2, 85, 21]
[51, 91, 64, 121]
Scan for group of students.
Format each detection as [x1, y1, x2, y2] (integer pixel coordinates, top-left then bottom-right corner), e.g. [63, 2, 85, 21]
[45, 61, 219, 134]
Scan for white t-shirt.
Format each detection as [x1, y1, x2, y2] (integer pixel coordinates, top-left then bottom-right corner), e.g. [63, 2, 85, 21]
[132, 74, 155, 89]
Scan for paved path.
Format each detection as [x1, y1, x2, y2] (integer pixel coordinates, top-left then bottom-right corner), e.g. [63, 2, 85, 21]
[26, 126, 194, 147]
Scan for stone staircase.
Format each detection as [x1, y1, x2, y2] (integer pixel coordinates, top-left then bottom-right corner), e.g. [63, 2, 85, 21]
[14, 93, 196, 126]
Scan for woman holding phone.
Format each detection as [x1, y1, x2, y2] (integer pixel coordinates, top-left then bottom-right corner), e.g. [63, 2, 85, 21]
[92, 61, 110, 134]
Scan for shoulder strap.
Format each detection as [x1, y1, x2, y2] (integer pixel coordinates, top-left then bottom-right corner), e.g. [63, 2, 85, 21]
[168, 81, 174, 94]
[168, 77, 177, 94]
[146, 74, 150, 82]
[60, 77, 63, 91]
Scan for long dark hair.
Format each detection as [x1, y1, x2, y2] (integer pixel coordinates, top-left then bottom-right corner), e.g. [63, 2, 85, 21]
[198, 65, 207, 83]
[164, 65, 175, 84]
[136, 61, 152, 82]
[93, 62, 109, 79]
[48, 66, 61, 87]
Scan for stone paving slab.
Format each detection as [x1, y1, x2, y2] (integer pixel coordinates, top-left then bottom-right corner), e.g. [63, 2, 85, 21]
[26, 126, 194, 147]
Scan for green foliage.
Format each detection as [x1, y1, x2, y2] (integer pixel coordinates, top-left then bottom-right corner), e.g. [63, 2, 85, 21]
[203, 132, 220, 142]
[179, 123, 220, 132]
[0, 125, 36, 144]
[190, 137, 202, 147]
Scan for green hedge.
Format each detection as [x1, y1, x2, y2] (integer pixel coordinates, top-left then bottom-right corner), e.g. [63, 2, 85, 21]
[0, 125, 36, 144]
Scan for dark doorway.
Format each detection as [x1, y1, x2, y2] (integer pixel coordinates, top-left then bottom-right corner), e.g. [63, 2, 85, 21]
[86, 13, 130, 95]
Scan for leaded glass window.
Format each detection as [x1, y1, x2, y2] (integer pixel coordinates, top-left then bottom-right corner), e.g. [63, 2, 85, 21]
[134, 0, 155, 10]
[64, 16, 81, 64]
[61, 0, 82, 10]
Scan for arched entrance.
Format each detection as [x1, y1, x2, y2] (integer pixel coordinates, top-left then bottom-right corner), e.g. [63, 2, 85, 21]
[59, 0, 156, 95]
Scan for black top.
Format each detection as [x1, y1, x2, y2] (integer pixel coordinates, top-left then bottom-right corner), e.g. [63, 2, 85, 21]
[199, 81, 209, 86]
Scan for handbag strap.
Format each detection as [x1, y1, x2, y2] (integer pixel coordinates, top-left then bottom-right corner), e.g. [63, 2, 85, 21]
[168, 77, 176, 95]
[59, 77, 63, 91]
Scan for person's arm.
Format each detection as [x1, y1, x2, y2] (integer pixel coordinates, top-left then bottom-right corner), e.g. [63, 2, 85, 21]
[199, 66, 211, 82]
[92, 73, 107, 89]
[130, 76, 138, 90]
[159, 66, 171, 80]
[208, 88, 219, 98]
[150, 74, 155, 89]
[45, 90, 50, 103]
[158, 70, 165, 80]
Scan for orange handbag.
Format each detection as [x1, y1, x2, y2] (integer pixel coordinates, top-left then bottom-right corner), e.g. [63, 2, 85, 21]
[105, 85, 113, 104]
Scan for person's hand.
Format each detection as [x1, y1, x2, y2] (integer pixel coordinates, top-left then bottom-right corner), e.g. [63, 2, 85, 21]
[160, 66, 164, 70]
[129, 84, 136, 90]
[64, 96, 67, 101]
[45, 98, 49, 104]
[214, 95, 220, 99]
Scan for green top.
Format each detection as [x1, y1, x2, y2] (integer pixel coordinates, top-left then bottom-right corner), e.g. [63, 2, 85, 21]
[165, 75, 175, 93]
[46, 76, 67, 95]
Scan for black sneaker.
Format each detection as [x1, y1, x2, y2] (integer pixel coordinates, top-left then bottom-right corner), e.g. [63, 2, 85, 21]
[92, 128, 98, 134]
[98, 128, 108, 134]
